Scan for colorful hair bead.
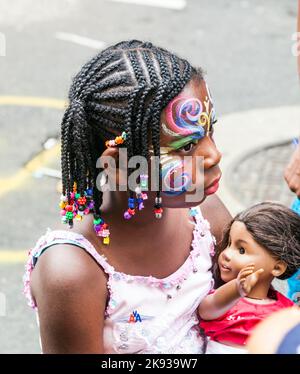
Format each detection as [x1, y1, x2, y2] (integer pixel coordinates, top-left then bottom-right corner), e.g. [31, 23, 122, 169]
[93, 214, 110, 244]
[140, 174, 149, 190]
[128, 197, 135, 209]
[154, 207, 163, 219]
[135, 186, 146, 211]
[59, 184, 110, 245]
[105, 131, 127, 148]
[124, 208, 136, 219]
[124, 194, 137, 220]
[141, 192, 148, 200]
[154, 195, 163, 219]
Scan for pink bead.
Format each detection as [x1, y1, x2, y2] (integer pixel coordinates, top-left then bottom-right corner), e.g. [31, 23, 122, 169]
[141, 193, 148, 200]
[60, 209, 66, 216]
[84, 208, 89, 215]
[70, 192, 75, 199]
[124, 211, 132, 220]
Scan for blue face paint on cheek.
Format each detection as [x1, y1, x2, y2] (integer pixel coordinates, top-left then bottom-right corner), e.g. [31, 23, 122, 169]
[160, 158, 192, 196]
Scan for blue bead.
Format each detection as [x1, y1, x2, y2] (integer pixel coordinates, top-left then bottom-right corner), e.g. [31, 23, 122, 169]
[85, 188, 93, 196]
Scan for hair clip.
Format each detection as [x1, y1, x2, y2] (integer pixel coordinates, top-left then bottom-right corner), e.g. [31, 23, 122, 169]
[105, 131, 127, 148]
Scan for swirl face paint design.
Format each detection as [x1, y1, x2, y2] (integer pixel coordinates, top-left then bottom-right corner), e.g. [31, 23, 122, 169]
[164, 82, 216, 150]
[160, 155, 192, 196]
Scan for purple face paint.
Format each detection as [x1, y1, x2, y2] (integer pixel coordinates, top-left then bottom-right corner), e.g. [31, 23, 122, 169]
[163, 83, 216, 149]
[160, 156, 192, 196]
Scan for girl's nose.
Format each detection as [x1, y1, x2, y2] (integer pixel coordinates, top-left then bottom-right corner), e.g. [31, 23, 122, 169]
[200, 136, 222, 170]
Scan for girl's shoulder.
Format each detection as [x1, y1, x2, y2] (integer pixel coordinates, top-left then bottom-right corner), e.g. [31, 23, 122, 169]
[24, 229, 108, 353]
[199, 195, 232, 248]
[24, 229, 109, 310]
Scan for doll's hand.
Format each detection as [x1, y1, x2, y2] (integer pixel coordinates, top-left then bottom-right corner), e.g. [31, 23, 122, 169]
[237, 264, 264, 297]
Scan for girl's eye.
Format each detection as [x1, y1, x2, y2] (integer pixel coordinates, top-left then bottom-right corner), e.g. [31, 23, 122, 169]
[182, 142, 195, 152]
[239, 248, 246, 255]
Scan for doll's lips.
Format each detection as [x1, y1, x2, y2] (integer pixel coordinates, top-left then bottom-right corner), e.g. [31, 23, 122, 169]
[220, 263, 231, 272]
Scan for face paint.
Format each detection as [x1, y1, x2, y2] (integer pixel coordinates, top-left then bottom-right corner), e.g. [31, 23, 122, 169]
[163, 83, 217, 150]
[160, 155, 192, 196]
[167, 136, 197, 151]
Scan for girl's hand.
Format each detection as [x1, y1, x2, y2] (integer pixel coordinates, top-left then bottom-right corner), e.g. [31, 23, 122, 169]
[237, 264, 264, 297]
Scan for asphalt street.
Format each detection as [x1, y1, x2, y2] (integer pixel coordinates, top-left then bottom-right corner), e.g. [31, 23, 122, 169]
[0, 0, 299, 353]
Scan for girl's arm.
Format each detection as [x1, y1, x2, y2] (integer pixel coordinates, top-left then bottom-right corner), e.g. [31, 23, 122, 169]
[198, 265, 263, 320]
[30, 244, 108, 353]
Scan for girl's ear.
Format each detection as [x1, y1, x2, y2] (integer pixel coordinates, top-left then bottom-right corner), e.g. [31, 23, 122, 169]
[101, 146, 119, 162]
[271, 261, 288, 278]
[100, 147, 127, 187]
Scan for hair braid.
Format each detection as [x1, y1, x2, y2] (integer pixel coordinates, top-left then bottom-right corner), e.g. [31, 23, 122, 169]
[60, 40, 201, 241]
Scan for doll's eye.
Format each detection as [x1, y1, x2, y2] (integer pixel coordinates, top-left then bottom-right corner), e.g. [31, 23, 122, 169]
[239, 248, 246, 255]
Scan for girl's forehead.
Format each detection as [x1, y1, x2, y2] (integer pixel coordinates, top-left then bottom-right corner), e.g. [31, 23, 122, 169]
[159, 79, 215, 145]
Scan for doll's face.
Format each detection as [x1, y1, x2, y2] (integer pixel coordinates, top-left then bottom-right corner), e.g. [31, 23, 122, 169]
[150, 78, 222, 208]
[218, 221, 279, 283]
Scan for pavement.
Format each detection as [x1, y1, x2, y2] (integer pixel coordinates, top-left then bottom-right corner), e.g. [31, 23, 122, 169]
[0, 0, 299, 353]
[217, 105, 300, 215]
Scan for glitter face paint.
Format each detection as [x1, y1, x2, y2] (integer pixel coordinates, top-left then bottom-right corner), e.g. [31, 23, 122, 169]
[160, 155, 192, 196]
[150, 82, 216, 197]
[163, 82, 216, 151]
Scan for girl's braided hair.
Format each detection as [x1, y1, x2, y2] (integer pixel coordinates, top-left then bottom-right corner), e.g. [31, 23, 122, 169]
[61, 40, 203, 217]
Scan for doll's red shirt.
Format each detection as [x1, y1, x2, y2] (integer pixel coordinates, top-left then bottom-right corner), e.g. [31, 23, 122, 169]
[200, 289, 294, 346]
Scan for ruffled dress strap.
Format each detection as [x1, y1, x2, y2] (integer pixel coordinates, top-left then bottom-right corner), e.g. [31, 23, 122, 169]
[23, 229, 114, 309]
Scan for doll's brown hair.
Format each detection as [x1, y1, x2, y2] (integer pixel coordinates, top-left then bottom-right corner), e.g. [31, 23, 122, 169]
[213, 202, 300, 287]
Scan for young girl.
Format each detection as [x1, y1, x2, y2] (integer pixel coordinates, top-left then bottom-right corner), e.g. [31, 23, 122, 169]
[23, 40, 231, 354]
[198, 202, 300, 354]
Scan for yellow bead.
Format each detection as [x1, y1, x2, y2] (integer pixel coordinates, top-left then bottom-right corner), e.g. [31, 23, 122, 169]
[59, 201, 66, 209]
[103, 237, 110, 245]
[75, 215, 82, 221]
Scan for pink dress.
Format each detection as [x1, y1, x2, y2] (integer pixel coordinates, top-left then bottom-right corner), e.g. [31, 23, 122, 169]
[23, 207, 215, 354]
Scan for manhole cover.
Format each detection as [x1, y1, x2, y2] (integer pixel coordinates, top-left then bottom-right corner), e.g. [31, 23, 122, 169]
[227, 140, 297, 207]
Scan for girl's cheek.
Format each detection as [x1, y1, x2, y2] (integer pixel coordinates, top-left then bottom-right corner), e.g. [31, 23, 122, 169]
[161, 157, 192, 196]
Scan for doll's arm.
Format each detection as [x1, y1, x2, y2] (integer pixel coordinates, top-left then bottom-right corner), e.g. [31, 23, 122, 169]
[198, 264, 264, 320]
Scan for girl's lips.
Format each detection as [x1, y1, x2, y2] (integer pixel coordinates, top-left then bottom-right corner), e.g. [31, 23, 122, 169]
[204, 178, 220, 195]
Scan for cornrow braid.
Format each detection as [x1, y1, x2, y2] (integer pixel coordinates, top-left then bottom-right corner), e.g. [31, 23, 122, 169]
[60, 40, 202, 243]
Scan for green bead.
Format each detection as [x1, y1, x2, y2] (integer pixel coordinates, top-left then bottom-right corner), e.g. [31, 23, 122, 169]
[75, 193, 81, 199]
[94, 218, 101, 225]
[66, 211, 73, 219]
